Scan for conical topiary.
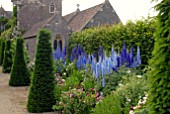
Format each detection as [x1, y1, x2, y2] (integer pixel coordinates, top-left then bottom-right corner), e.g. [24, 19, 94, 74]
[2, 39, 13, 73]
[149, 0, 170, 114]
[0, 39, 5, 66]
[27, 29, 55, 113]
[9, 37, 30, 86]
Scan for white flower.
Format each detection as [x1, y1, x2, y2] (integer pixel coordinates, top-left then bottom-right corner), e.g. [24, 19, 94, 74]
[136, 75, 142, 78]
[129, 110, 134, 114]
[127, 70, 131, 74]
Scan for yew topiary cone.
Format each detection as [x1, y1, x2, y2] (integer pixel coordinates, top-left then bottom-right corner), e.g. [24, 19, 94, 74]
[9, 37, 30, 86]
[27, 29, 55, 113]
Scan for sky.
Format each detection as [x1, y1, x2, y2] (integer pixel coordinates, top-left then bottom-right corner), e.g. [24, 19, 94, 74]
[0, 0, 159, 24]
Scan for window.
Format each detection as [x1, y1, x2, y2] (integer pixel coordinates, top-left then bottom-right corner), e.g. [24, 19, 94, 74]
[54, 34, 63, 51]
[49, 3, 55, 13]
[1, 24, 5, 31]
[0, 13, 4, 18]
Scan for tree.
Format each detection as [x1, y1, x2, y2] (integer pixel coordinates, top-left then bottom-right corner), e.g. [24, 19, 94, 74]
[2, 39, 13, 73]
[27, 29, 55, 113]
[0, 39, 5, 65]
[149, 0, 170, 113]
[9, 37, 30, 86]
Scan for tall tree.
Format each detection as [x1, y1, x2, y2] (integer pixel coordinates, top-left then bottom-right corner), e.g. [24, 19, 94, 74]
[9, 37, 30, 86]
[149, 0, 170, 113]
[27, 29, 55, 113]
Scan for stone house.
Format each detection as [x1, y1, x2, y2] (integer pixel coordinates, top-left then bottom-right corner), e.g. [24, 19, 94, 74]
[0, 6, 12, 31]
[11, 0, 121, 61]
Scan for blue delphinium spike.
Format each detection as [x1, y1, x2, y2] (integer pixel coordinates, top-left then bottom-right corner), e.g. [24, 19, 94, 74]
[87, 54, 91, 64]
[96, 62, 101, 80]
[56, 46, 61, 60]
[116, 56, 120, 68]
[91, 55, 96, 75]
[126, 53, 131, 67]
[112, 67, 119, 74]
[78, 44, 81, 56]
[130, 46, 134, 63]
[102, 77, 106, 87]
[136, 46, 141, 66]
[111, 46, 115, 61]
[82, 55, 86, 69]
[98, 46, 103, 58]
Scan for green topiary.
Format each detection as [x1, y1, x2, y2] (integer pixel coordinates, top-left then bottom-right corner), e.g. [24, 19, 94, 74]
[2, 39, 13, 73]
[9, 37, 30, 86]
[148, 0, 170, 114]
[27, 29, 55, 113]
[0, 39, 5, 65]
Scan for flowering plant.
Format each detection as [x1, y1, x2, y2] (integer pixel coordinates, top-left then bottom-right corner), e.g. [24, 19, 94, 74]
[53, 87, 103, 114]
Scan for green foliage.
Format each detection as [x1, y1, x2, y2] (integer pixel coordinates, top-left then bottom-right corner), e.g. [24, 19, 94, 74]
[12, 6, 17, 27]
[64, 75, 80, 91]
[92, 93, 121, 114]
[2, 39, 13, 73]
[27, 29, 55, 113]
[0, 17, 9, 35]
[0, 39, 5, 65]
[9, 37, 30, 86]
[53, 88, 97, 114]
[148, 0, 170, 114]
[68, 18, 156, 67]
[115, 75, 148, 114]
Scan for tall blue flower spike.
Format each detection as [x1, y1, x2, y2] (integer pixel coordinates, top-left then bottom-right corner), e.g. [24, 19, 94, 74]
[91, 55, 96, 75]
[130, 46, 134, 63]
[136, 46, 141, 66]
[98, 46, 103, 59]
[78, 44, 81, 56]
[102, 77, 106, 87]
[87, 54, 92, 64]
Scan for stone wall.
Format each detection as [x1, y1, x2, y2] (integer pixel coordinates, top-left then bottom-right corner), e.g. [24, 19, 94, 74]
[85, 1, 120, 28]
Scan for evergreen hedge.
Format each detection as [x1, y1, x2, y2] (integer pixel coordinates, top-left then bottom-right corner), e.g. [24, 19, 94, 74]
[2, 39, 13, 73]
[9, 37, 30, 86]
[149, 0, 170, 113]
[68, 18, 156, 67]
[27, 29, 55, 113]
[0, 39, 5, 65]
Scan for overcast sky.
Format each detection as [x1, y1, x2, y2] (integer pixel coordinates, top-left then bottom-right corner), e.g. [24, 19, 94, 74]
[0, 0, 158, 24]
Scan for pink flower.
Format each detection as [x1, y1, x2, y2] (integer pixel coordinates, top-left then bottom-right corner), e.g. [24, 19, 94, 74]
[96, 92, 100, 98]
[90, 88, 94, 91]
[70, 94, 74, 98]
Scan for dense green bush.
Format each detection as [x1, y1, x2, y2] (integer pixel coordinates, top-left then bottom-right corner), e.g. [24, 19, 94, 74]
[0, 39, 5, 65]
[2, 39, 13, 73]
[68, 18, 156, 67]
[27, 29, 55, 113]
[148, 0, 170, 114]
[9, 37, 30, 86]
[92, 93, 121, 114]
[115, 75, 149, 114]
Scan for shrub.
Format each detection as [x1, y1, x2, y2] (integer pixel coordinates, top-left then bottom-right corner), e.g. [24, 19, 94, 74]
[2, 39, 13, 73]
[148, 0, 170, 113]
[92, 93, 121, 114]
[115, 75, 149, 114]
[27, 29, 55, 113]
[53, 88, 97, 114]
[0, 39, 5, 65]
[9, 37, 30, 86]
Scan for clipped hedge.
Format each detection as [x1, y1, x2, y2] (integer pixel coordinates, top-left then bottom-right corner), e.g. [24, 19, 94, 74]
[9, 37, 30, 86]
[2, 39, 13, 73]
[27, 29, 55, 113]
[148, 0, 170, 113]
[0, 39, 5, 65]
[68, 18, 156, 67]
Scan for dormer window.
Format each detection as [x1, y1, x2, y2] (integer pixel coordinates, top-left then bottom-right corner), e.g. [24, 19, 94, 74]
[49, 3, 55, 13]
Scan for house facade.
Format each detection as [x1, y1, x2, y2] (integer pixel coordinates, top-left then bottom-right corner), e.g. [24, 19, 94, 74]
[11, 0, 121, 61]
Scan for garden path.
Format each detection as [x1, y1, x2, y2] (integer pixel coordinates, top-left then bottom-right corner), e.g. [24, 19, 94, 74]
[0, 67, 57, 114]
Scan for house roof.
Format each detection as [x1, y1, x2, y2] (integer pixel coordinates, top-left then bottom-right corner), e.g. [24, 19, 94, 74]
[63, 3, 104, 32]
[23, 16, 54, 38]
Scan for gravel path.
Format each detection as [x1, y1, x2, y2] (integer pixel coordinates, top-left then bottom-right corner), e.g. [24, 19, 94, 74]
[0, 68, 57, 114]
